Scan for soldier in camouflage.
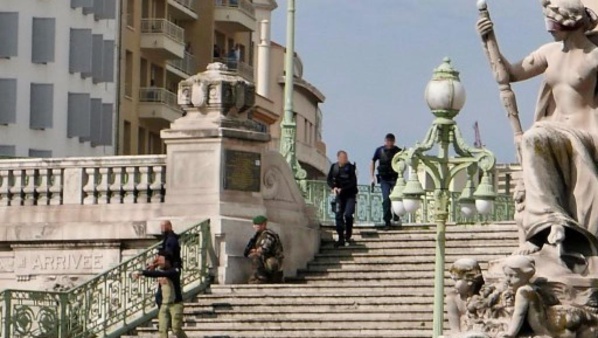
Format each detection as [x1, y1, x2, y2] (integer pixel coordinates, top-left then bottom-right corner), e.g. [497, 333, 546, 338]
[244, 215, 284, 284]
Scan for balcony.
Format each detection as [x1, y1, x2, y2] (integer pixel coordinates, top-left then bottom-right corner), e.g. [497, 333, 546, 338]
[166, 52, 197, 78]
[214, 57, 254, 81]
[138, 88, 183, 122]
[167, 0, 198, 20]
[140, 19, 185, 60]
[214, 0, 256, 32]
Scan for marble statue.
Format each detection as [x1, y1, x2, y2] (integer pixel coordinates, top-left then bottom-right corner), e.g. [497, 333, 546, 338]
[447, 1, 598, 337]
[447, 258, 486, 333]
[478, 0, 598, 257]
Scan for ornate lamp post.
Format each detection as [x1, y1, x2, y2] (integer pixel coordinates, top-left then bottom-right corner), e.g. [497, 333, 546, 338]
[279, 0, 307, 185]
[388, 58, 497, 338]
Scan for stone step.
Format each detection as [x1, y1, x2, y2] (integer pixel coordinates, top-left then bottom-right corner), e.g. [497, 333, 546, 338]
[184, 303, 438, 314]
[207, 283, 437, 294]
[135, 319, 433, 330]
[335, 232, 519, 242]
[126, 328, 433, 338]
[308, 254, 506, 266]
[314, 246, 514, 257]
[188, 295, 434, 306]
[318, 240, 519, 249]
[161, 312, 437, 322]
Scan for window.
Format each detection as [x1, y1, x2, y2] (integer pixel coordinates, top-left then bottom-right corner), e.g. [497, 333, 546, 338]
[138, 127, 146, 154]
[102, 40, 115, 82]
[67, 93, 91, 139]
[93, 0, 105, 20]
[30, 83, 53, 130]
[0, 79, 17, 125]
[125, 51, 133, 97]
[32, 18, 55, 63]
[69, 29, 92, 74]
[0, 13, 18, 58]
[126, 0, 135, 27]
[29, 149, 52, 158]
[0, 145, 16, 157]
[149, 132, 162, 154]
[103, 0, 116, 20]
[123, 121, 131, 155]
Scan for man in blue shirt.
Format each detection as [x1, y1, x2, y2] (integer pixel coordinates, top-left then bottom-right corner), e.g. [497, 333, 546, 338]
[370, 133, 402, 229]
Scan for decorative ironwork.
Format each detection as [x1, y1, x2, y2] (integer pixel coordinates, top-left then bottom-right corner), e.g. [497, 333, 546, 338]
[304, 180, 514, 225]
[0, 220, 212, 338]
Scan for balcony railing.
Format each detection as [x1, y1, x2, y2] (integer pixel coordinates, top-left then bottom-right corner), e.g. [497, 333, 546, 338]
[140, 19, 184, 44]
[172, 0, 196, 12]
[167, 52, 196, 76]
[215, 0, 255, 17]
[139, 87, 179, 108]
[304, 180, 515, 225]
[213, 57, 254, 81]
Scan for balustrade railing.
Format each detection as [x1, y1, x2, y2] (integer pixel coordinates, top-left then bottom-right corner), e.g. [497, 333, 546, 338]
[167, 52, 196, 76]
[0, 219, 212, 338]
[140, 19, 185, 44]
[0, 155, 166, 206]
[214, 0, 256, 17]
[304, 180, 515, 225]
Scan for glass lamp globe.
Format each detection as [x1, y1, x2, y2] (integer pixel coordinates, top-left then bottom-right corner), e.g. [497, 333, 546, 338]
[424, 58, 466, 112]
[392, 200, 407, 216]
[476, 199, 494, 215]
[403, 198, 421, 213]
[460, 202, 476, 217]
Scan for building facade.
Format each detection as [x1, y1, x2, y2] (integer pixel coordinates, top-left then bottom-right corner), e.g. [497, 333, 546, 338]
[0, 0, 118, 158]
[119, 0, 330, 177]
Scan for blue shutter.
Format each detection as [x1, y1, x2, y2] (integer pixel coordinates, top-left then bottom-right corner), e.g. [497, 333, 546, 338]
[32, 18, 56, 63]
[0, 13, 18, 58]
[0, 79, 17, 125]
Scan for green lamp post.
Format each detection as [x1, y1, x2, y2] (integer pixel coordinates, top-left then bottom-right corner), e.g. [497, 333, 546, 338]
[279, 0, 307, 187]
[388, 58, 497, 338]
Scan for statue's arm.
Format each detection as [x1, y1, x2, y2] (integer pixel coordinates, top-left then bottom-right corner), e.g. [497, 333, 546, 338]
[504, 287, 532, 337]
[446, 293, 462, 332]
[506, 46, 550, 83]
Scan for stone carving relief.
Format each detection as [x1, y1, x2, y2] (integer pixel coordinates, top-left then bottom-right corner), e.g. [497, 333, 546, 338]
[262, 151, 304, 204]
[176, 62, 256, 121]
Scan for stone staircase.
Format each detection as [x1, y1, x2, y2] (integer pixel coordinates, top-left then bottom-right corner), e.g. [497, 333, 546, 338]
[125, 222, 519, 338]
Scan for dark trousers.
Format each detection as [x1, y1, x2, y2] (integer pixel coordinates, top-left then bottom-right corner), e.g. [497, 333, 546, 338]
[335, 195, 356, 242]
[380, 178, 396, 224]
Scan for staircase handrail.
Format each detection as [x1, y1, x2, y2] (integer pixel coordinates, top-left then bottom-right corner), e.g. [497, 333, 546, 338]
[0, 219, 213, 338]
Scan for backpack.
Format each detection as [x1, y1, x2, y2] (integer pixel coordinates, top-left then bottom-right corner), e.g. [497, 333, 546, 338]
[263, 229, 284, 261]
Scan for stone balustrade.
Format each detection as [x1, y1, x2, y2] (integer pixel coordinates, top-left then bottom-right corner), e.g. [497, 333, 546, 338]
[0, 155, 166, 206]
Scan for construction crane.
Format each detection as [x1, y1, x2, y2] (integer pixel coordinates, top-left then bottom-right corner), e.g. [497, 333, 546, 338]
[473, 121, 484, 148]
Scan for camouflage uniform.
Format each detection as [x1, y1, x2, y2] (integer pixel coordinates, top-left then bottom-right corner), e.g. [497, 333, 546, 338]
[248, 229, 284, 284]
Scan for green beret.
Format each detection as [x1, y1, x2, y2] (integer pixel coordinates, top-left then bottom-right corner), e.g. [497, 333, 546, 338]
[252, 215, 268, 224]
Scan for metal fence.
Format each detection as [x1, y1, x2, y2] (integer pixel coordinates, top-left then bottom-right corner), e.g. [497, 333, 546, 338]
[304, 180, 515, 225]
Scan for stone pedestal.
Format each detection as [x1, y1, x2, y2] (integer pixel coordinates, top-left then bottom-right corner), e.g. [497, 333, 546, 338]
[161, 63, 319, 284]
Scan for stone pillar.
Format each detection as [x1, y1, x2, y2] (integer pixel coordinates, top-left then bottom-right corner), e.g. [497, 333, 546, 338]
[256, 20, 271, 98]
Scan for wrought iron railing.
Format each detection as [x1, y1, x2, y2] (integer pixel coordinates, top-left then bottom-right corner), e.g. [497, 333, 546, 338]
[0, 220, 213, 338]
[140, 19, 185, 44]
[304, 180, 515, 225]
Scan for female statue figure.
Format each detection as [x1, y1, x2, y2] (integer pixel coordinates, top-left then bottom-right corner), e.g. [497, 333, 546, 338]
[478, 0, 598, 257]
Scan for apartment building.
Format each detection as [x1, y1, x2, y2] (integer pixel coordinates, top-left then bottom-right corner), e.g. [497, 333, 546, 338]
[118, 0, 256, 155]
[0, 0, 118, 158]
[118, 0, 329, 176]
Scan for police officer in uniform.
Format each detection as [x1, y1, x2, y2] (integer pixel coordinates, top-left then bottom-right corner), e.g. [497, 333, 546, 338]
[327, 150, 358, 247]
[370, 133, 402, 228]
[244, 215, 284, 284]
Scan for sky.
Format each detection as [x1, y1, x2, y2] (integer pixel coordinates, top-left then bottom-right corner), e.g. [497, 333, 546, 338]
[269, 0, 552, 183]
